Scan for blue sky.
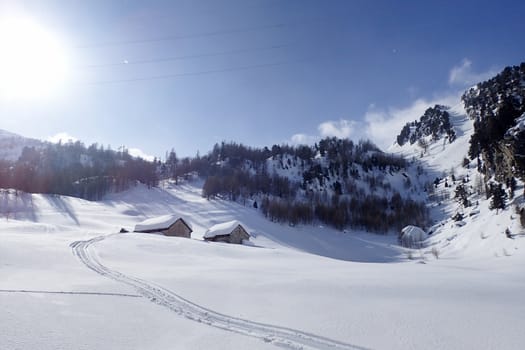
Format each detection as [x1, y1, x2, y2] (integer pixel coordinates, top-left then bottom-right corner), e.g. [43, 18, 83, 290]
[0, 0, 524, 159]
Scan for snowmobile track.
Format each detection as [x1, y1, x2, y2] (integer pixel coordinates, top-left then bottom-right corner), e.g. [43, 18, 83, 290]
[71, 234, 369, 350]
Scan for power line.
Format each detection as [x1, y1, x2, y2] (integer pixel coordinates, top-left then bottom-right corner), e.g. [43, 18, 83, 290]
[79, 58, 311, 86]
[74, 22, 287, 49]
[76, 44, 291, 69]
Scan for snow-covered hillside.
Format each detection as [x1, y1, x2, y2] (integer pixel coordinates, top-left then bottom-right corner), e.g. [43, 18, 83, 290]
[390, 99, 525, 260]
[265, 148, 427, 203]
[0, 128, 43, 161]
[1, 174, 524, 349]
[202, 139, 432, 233]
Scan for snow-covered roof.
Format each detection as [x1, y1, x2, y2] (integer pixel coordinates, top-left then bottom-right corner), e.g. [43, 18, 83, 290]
[204, 220, 248, 239]
[134, 214, 192, 232]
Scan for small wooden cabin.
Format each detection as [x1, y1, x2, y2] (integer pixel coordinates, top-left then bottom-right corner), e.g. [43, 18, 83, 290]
[204, 220, 250, 244]
[134, 215, 192, 238]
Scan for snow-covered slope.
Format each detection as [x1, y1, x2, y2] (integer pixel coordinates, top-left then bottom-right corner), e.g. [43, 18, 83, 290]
[1, 176, 524, 349]
[390, 98, 525, 260]
[389, 101, 470, 168]
[0, 128, 44, 161]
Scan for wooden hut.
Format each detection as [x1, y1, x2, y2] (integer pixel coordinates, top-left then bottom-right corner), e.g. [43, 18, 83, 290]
[134, 215, 192, 238]
[204, 220, 250, 244]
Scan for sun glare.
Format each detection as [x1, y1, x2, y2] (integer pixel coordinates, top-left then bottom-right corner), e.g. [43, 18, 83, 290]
[0, 18, 69, 99]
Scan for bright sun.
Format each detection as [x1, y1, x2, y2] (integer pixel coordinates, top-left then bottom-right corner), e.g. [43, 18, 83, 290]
[0, 18, 69, 99]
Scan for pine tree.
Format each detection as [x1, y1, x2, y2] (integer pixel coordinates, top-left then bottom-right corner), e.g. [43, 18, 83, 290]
[489, 183, 507, 213]
[454, 184, 470, 207]
[166, 149, 178, 184]
[507, 177, 517, 198]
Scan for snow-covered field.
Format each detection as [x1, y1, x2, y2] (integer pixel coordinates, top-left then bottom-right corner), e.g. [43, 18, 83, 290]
[1, 175, 524, 350]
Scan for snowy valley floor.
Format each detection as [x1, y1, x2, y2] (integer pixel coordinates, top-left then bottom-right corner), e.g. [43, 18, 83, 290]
[1, 182, 524, 350]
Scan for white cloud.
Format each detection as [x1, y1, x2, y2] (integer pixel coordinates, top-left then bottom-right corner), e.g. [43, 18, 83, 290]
[288, 93, 463, 151]
[288, 119, 359, 146]
[290, 133, 318, 145]
[288, 58, 494, 151]
[128, 147, 155, 161]
[47, 132, 78, 144]
[448, 58, 498, 87]
[318, 119, 357, 139]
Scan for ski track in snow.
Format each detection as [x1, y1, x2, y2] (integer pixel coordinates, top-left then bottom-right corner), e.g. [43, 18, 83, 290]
[0, 289, 141, 297]
[71, 233, 369, 350]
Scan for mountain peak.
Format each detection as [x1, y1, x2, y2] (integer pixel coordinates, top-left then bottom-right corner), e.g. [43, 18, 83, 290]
[395, 104, 457, 147]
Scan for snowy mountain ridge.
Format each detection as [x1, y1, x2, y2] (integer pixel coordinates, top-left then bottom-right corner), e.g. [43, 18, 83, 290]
[0, 128, 44, 161]
[395, 104, 456, 147]
[463, 62, 525, 181]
